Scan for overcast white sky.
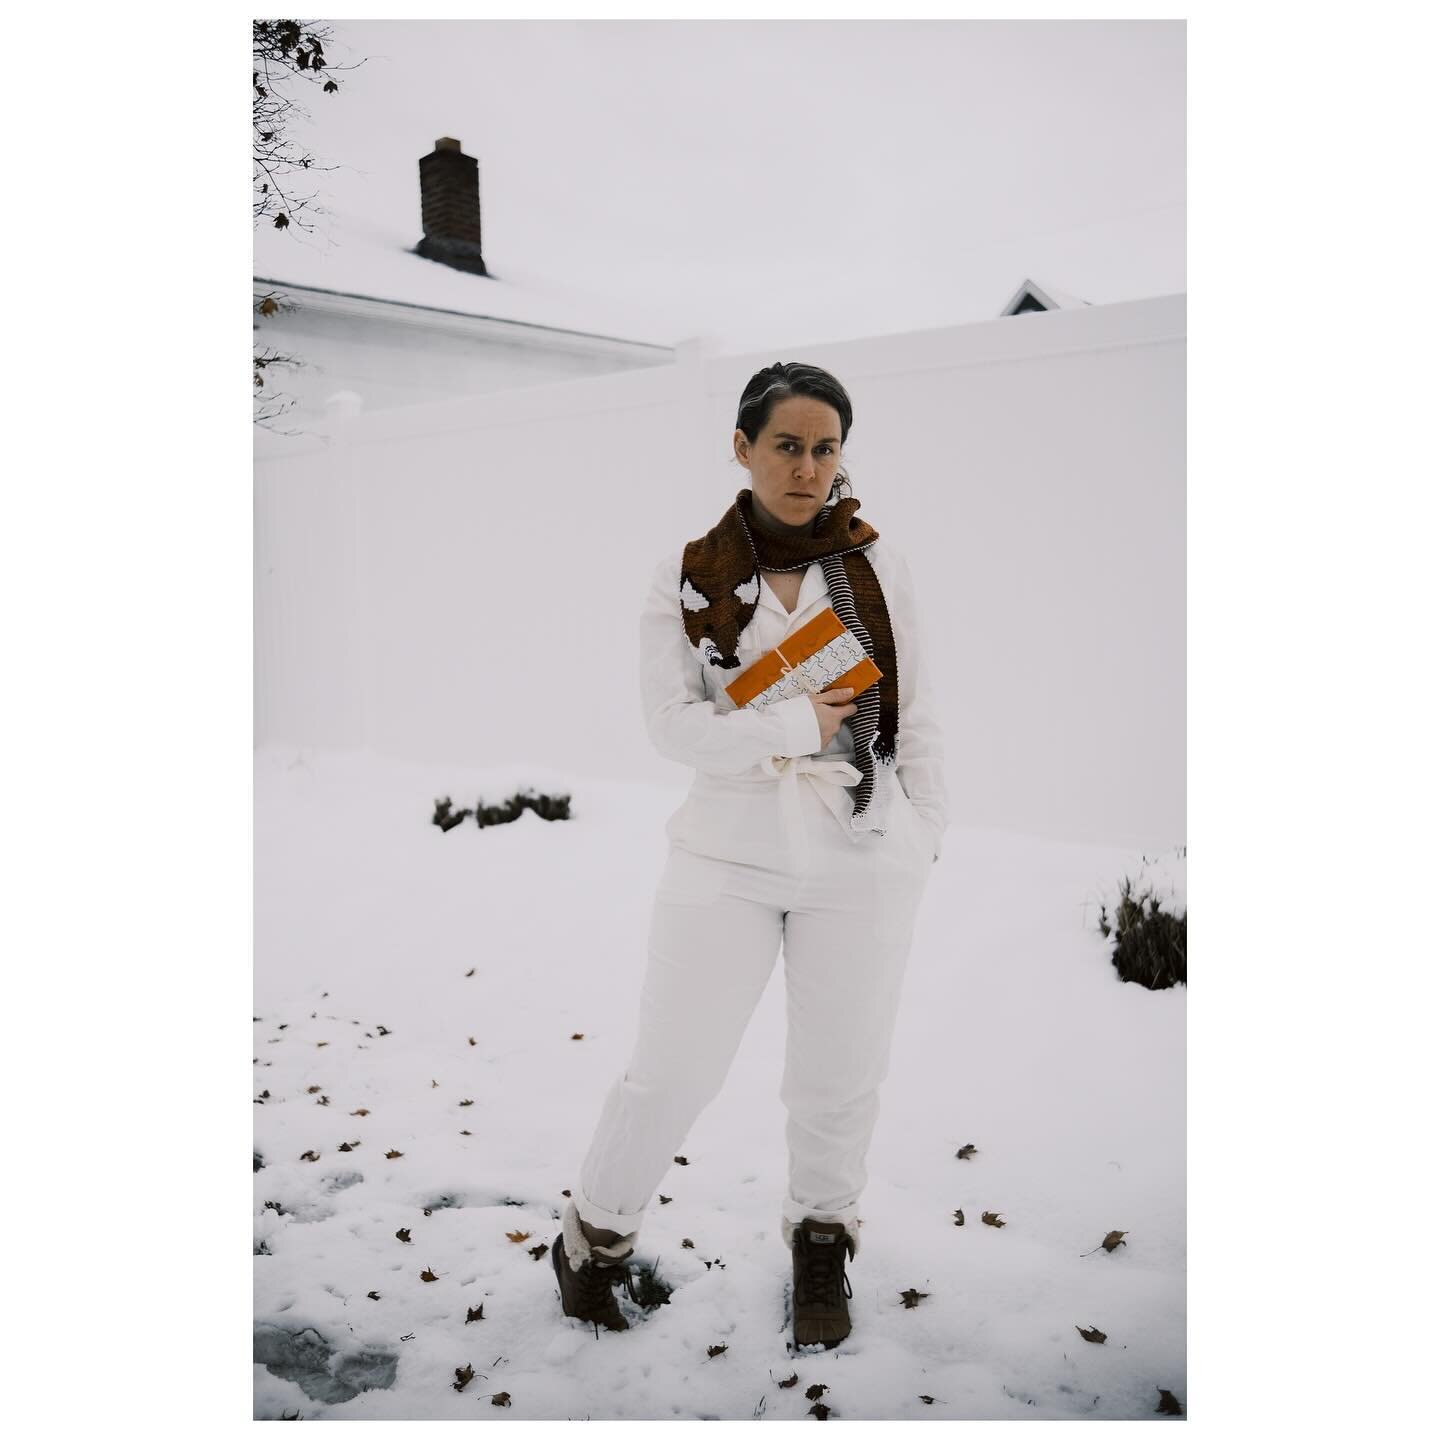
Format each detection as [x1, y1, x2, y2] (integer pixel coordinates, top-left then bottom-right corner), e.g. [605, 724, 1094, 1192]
[255, 17, 1185, 351]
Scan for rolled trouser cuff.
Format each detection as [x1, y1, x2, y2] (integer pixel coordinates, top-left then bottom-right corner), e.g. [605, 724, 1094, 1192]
[780, 1200, 862, 1258]
[566, 1191, 641, 1263]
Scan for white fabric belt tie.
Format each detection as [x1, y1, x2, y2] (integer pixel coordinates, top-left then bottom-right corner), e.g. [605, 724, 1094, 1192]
[758, 753, 863, 860]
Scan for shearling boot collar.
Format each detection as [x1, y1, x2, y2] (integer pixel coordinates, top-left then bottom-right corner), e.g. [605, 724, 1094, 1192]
[560, 1198, 636, 1272]
[781, 1213, 861, 1259]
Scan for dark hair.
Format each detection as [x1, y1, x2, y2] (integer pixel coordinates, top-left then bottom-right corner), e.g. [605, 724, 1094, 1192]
[734, 362, 854, 503]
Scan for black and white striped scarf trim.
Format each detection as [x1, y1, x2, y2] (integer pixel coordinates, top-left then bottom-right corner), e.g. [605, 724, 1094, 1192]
[739, 501, 897, 837]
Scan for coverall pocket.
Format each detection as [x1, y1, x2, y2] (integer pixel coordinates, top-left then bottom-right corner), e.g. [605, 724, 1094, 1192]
[899, 789, 939, 866]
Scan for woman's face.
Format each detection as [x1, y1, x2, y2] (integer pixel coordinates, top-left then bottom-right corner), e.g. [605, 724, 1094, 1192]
[734, 394, 844, 532]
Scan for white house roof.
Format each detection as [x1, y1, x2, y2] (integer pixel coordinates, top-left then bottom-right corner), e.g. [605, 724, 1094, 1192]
[253, 202, 680, 350]
[256, 202, 1124, 355]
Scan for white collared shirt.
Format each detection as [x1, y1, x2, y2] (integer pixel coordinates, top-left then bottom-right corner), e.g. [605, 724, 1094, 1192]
[638, 537, 948, 861]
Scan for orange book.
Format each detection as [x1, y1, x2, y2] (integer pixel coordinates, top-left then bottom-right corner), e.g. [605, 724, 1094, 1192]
[724, 606, 883, 711]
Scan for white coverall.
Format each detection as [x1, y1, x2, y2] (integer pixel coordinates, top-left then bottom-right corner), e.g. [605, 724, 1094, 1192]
[572, 537, 948, 1255]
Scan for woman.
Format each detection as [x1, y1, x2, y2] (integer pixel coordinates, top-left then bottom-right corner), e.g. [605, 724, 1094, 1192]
[551, 362, 948, 1348]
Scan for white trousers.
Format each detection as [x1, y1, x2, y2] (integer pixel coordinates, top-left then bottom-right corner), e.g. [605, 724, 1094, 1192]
[573, 768, 935, 1255]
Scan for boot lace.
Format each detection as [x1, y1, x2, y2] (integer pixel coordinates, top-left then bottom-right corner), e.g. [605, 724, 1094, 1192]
[575, 1255, 639, 1320]
[607, 1260, 642, 1306]
[796, 1240, 853, 1309]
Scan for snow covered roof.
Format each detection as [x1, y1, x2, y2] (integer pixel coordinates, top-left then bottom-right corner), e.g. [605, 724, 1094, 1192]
[252, 202, 680, 351]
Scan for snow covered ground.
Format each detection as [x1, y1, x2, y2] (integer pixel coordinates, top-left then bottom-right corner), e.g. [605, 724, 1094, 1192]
[254, 747, 1185, 1421]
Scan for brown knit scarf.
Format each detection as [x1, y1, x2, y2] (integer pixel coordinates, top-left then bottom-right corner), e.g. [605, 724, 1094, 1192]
[679, 487, 900, 827]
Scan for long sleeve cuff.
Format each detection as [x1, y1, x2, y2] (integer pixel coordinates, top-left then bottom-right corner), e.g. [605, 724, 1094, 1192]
[772, 692, 823, 758]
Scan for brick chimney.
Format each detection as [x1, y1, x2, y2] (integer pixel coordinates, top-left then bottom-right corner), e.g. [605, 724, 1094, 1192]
[415, 137, 488, 276]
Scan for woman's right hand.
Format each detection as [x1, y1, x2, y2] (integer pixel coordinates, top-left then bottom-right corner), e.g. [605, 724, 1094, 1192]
[808, 686, 858, 747]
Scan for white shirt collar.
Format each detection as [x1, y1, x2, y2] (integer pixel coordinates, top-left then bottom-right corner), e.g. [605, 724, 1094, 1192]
[756, 562, 826, 620]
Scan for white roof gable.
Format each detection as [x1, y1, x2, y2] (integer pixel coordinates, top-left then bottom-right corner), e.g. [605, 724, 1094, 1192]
[1000, 278, 1092, 316]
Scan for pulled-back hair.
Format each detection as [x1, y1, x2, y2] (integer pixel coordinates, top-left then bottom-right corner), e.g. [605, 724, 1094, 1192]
[734, 362, 855, 502]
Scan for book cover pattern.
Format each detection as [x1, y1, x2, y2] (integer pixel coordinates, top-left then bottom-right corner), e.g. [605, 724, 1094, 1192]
[724, 606, 883, 712]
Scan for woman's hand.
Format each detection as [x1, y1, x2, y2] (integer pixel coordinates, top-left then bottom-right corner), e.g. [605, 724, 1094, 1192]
[808, 686, 857, 748]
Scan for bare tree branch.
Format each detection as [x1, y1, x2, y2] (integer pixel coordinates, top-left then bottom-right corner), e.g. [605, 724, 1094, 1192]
[252, 21, 365, 427]
[252, 19, 362, 232]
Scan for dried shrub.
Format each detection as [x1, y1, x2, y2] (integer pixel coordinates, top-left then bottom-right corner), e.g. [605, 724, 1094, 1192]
[431, 789, 573, 831]
[1098, 876, 1186, 989]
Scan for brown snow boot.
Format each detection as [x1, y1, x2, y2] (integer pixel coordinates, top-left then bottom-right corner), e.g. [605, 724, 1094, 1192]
[791, 1218, 855, 1348]
[551, 1235, 640, 1332]
[551, 1202, 640, 1334]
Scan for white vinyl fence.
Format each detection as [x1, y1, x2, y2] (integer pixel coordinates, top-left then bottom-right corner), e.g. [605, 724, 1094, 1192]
[255, 294, 1185, 849]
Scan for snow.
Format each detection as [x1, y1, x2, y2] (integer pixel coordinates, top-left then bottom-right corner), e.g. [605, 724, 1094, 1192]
[253, 201, 682, 349]
[254, 746, 1185, 1420]
[252, 192, 1183, 357]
